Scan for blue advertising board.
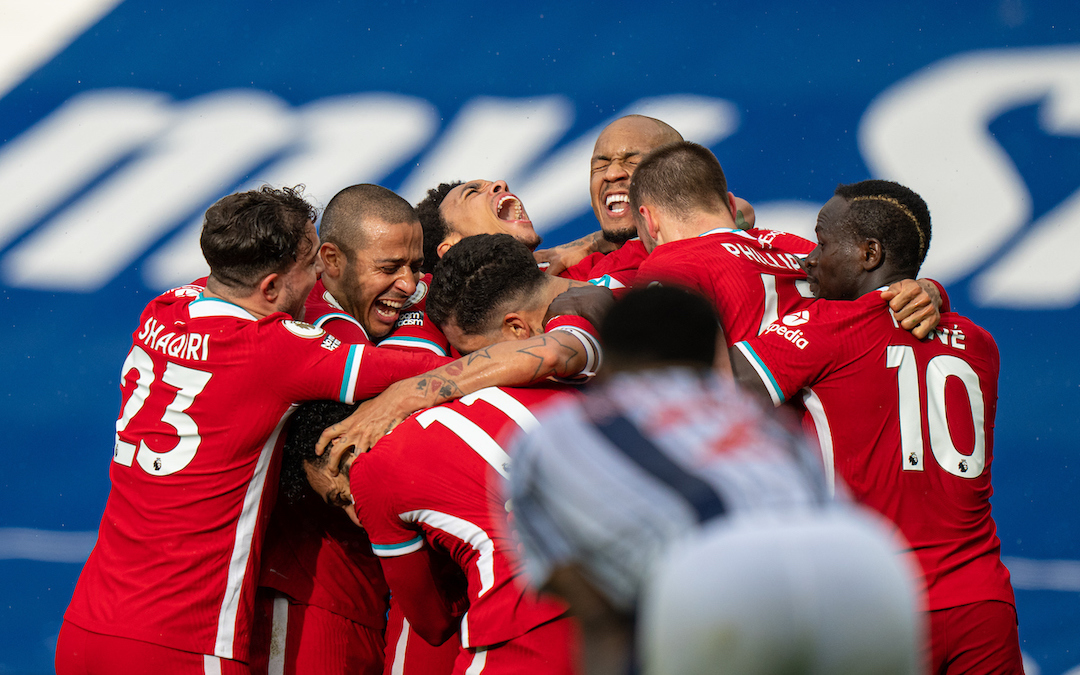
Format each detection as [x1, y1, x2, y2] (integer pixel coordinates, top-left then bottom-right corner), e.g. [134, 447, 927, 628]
[1, 1, 1077, 672]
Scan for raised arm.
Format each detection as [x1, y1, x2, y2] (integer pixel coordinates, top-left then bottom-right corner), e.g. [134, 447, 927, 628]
[318, 329, 594, 472]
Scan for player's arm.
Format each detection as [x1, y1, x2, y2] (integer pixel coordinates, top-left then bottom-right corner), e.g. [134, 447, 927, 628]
[535, 230, 620, 276]
[379, 550, 463, 646]
[318, 328, 599, 471]
[730, 345, 780, 407]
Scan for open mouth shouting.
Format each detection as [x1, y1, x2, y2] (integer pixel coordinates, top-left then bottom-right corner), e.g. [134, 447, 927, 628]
[372, 296, 406, 325]
[496, 193, 531, 224]
[604, 192, 631, 218]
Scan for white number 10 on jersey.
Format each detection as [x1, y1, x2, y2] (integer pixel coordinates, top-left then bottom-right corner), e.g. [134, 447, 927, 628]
[886, 345, 987, 478]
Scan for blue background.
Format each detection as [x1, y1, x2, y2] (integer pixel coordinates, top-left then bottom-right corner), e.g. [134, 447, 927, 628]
[1, 1, 1077, 673]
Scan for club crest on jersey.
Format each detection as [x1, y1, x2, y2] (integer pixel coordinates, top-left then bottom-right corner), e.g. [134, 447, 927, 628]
[782, 310, 810, 326]
[282, 320, 325, 339]
[405, 279, 428, 309]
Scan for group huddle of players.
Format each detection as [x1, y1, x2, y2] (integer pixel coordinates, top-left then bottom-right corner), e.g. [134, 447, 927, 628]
[55, 114, 1022, 675]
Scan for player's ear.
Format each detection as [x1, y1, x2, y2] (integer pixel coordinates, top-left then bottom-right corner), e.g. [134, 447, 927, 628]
[437, 233, 461, 260]
[319, 243, 344, 278]
[639, 205, 661, 244]
[861, 238, 884, 271]
[259, 272, 282, 303]
[502, 313, 531, 340]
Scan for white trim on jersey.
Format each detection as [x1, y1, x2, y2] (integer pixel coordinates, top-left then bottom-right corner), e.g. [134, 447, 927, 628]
[203, 654, 222, 675]
[214, 405, 298, 659]
[370, 535, 425, 557]
[339, 344, 365, 404]
[399, 508, 496, 648]
[268, 594, 289, 675]
[313, 310, 368, 337]
[801, 389, 836, 496]
[189, 295, 258, 321]
[464, 646, 488, 675]
[699, 226, 752, 240]
[389, 616, 411, 675]
[587, 274, 625, 290]
[733, 341, 784, 406]
[548, 325, 602, 379]
[379, 335, 449, 356]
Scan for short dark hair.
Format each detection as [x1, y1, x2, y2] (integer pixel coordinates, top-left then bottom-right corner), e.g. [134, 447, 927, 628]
[200, 185, 317, 291]
[834, 180, 932, 277]
[280, 400, 358, 504]
[427, 233, 547, 335]
[629, 142, 729, 220]
[416, 181, 462, 274]
[600, 286, 720, 370]
[320, 184, 417, 256]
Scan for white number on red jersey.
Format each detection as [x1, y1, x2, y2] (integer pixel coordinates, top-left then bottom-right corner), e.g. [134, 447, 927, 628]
[886, 345, 987, 478]
[757, 273, 813, 336]
[114, 345, 212, 476]
[415, 387, 540, 480]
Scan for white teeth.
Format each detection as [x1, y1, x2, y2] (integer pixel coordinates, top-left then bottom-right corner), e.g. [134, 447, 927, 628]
[497, 194, 524, 221]
[606, 194, 629, 207]
[380, 299, 403, 309]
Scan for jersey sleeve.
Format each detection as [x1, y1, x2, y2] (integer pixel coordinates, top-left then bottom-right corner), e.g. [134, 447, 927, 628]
[754, 229, 816, 256]
[351, 436, 426, 556]
[732, 302, 847, 406]
[265, 320, 451, 404]
[543, 314, 603, 382]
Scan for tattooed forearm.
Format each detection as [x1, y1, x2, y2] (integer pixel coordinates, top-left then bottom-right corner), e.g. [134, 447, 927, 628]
[515, 332, 584, 381]
[465, 348, 494, 366]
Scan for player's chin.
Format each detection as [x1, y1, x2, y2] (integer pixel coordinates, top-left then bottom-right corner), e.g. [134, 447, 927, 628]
[367, 310, 399, 338]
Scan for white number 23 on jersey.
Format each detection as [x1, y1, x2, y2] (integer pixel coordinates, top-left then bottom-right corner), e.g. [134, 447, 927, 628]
[113, 346, 211, 476]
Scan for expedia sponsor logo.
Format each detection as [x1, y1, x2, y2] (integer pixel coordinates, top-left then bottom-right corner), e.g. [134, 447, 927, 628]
[764, 322, 809, 350]
[782, 310, 810, 326]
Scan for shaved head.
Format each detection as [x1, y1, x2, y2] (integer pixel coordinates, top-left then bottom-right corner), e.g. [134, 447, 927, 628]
[591, 115, 684, 244]
[320, 183, 416, 253]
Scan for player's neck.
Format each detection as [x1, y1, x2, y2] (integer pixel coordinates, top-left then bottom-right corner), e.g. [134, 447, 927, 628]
[664, 211, 737, 243]
[204, 276, 277, 319]
[857, 269, 906, 298]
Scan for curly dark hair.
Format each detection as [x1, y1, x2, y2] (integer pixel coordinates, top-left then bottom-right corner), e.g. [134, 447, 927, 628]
[426, 233, 546, 335]
[834, 180, 932, 277]
[279, 400, 358, 504]
[415, 181, 462, 274]
[200, 185, 318, 291]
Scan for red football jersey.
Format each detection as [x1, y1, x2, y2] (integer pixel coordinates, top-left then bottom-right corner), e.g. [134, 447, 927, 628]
[257, 277, 452, 654]
[561, 238, 649, 297]
[65, 286, 447, 662]
[634, 227, 817, 346]
[379, 274, 454, 357]
[351, 385, 571, 649]
[303, 278, 373, 345]
[734, 292, 1015, 611]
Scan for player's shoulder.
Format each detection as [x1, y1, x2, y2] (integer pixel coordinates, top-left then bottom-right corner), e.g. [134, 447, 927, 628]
[750, 229, 815, 255]
[925, 311, 999, 358]
[610, 238, 649, 262]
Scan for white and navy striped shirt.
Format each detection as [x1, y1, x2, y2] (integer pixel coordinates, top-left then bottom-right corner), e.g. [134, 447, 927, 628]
[508, 367, 834, 612]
